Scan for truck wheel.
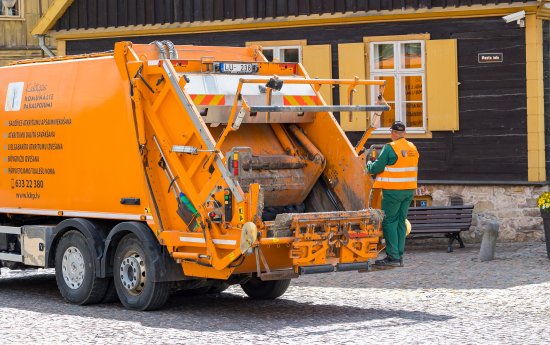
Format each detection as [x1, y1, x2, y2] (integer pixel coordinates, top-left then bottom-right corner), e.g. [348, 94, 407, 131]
[113, 234, 170, 311]
[240, 277, 291, 299]
[55, 230, 108, 305]
[208, 282, 230, 294]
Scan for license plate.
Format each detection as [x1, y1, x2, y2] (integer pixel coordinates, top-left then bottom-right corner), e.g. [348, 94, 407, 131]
[220, 63, 257, 74]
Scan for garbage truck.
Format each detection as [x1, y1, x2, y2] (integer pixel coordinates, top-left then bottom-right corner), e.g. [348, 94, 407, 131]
[0, 41, 389, 310]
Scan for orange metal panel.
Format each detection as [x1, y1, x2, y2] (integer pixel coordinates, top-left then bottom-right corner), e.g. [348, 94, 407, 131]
[0, 57, 149, 219]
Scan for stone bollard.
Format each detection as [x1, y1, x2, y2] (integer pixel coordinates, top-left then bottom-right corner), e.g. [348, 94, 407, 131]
[478, 220, 499, 262]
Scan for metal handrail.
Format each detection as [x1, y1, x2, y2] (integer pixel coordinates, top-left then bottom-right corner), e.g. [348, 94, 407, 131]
[239, 77, 386, 86]
[248, 105, 390, 113]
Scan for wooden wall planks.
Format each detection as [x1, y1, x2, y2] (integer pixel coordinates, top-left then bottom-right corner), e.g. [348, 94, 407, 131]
[1, 20, 26, 47]
[78, 0, 87, 29]
[65, 17, 528, 182]
[52, 0, 527, 30]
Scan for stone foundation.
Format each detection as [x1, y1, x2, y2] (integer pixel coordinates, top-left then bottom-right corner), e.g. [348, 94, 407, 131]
[409, 184, 549, 244]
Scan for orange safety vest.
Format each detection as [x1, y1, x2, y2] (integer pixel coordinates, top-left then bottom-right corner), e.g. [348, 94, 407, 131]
[373, 138, 419, 190]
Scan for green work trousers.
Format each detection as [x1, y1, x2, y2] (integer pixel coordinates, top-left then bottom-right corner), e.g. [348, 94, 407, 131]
[381, 190, 415, 259]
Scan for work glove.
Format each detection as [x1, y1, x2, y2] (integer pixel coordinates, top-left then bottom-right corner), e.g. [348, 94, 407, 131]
[365, 161, 372, 173]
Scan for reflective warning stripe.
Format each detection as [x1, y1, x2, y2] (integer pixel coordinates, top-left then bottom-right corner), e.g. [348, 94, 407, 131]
[384, 167, 418, 172]
[190, 95, 226, 106]
[375, 177, 418, 183]
[179, 237, 236, 245]
[212, 239, 237, 245]
[179, 237, 205, 243]
[283, 95, 317, 106]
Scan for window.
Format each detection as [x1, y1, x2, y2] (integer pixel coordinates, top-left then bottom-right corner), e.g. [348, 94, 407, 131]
[0, 0, 21, 18]
[262, 46, 302, 63]
[370, 40, 425, 133]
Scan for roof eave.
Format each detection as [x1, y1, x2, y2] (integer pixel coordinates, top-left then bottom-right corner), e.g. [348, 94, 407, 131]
[44, 1, 542, 40]
[31, 0, 75, 36]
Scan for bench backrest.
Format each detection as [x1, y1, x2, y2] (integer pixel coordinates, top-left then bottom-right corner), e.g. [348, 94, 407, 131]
[407, 205, 474, 234]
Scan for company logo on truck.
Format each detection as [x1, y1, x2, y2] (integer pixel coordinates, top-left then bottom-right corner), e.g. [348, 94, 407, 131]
[5, 82, 24, 112]
[23, 83, 54, 109]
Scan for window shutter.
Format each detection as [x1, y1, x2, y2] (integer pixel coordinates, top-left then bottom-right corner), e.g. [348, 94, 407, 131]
[338, 43, 367, 131]
[302, 45, 332, 105]
[426, 39, 459, 131]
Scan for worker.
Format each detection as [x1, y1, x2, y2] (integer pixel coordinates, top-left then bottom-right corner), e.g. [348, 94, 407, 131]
[366, 121, 419, 268]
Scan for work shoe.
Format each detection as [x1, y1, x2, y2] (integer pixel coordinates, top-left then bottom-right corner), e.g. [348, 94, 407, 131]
[373, 255, 401, 269]
[399, 257, 404, 267]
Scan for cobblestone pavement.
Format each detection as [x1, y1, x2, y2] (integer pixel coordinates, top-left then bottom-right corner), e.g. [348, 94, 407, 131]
[1, 242, 549, 344]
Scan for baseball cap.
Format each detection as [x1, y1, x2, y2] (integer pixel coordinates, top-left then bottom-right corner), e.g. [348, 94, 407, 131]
[391, 121, 406, 131]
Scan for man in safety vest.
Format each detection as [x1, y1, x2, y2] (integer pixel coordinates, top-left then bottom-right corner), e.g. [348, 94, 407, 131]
[367, 121, 419, 268]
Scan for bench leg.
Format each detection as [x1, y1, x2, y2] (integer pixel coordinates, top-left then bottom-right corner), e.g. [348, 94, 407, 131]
[446, 233, 455, 253]
[456, 233, 466, 249]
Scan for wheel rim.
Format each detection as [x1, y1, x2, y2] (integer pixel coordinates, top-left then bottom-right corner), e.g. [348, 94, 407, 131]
[62, 246, 85, 290]
[119, 251, 146, 296]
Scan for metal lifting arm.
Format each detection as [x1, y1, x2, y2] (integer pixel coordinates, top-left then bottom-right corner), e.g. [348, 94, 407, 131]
[159, 61, 244, 204]
[354, 87, 389, 154]
[121, 49, 253, 272]
[347, 76, 360, 122]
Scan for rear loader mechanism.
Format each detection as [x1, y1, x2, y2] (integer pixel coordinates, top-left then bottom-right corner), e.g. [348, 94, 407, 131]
[114, 42, 390, 282]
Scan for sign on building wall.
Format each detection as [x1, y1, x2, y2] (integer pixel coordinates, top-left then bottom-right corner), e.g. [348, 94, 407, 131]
[478, 53, 503, 63]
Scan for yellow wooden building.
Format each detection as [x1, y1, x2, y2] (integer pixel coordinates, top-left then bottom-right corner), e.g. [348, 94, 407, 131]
[0, 0, 56, 66]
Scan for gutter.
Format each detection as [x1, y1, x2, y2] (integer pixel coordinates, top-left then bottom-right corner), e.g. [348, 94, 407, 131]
[37, 35, 55, 57]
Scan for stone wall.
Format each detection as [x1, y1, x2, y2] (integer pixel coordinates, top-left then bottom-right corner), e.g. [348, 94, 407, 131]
[409, 184, 549, 244]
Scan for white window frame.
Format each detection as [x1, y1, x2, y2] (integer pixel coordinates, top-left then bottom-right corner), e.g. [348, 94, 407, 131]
[0, 0, 22, 19]
[262, 45, 302, 64]
[370, 40, 426, 134]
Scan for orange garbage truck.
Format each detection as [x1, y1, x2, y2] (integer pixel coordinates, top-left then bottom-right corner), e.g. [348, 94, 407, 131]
[0, 41, 388, 310]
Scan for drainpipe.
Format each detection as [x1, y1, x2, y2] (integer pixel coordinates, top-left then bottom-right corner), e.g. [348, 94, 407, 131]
[37, 35, 55, 57]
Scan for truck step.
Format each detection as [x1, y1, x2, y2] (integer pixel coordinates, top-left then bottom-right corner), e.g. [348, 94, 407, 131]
[0, 226, 21, 234]
[0, 252, 23, 262]
[336, 261, 371, 272]
[259, 269, 299, 281]
[298, 264, 335, 275]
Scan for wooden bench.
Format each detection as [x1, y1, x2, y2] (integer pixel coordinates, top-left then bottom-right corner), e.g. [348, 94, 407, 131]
[407, 205, 474, 253]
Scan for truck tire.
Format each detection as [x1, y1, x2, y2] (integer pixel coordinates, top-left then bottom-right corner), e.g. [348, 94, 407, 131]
[99, 278, 120, 304]
[55, 230, 109, 305]
[240, 277, 291, 299]
[113, 234, 170, 311]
